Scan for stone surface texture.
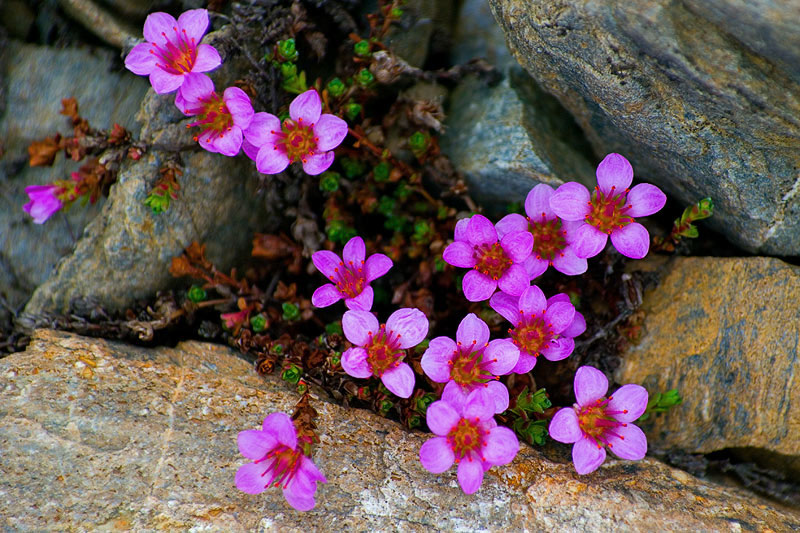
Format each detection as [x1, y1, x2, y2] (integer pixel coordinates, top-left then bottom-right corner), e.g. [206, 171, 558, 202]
[488, 0, 800, 256]
[617, 257, 800, 474]
[2, 329, 798, 531]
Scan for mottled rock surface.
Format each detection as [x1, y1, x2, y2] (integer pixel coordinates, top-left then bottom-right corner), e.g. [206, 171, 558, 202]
[488, 0, 800, 256]
[2, 330, 798, 531]
[617, 257, 800, 474]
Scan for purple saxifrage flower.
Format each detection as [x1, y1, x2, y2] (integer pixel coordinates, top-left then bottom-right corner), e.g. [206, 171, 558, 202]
[23, 184, 64, 224]
[421, 313, 518, 413]
[341, 308, 428, 398]
[496, 183, 587, 278]
[235, 412, 327, 511]
[175, 73, 253, 156]
[549, 153, 666, 259]
[311, 236, 392, 311]
[442, 214, 532, 302]
[549, 365, 648, 475]
[124, 9, 221, 94]
[243, 89, 348, 176]
[419, 388, 519, 494]
[490, 285, 584, 374]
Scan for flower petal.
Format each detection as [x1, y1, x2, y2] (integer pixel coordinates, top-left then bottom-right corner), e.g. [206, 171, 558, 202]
[573, 223, 608, 259]
[237, 429, 276, 460]
[518, 284, 546, 315]
[364, 253, 392, 281]
[262, 412, 297, 449]
[243, 112, 282, 148]
[314, 114, 348, 151]
[381, 363, 415, 398]
[550, 182, 591, 221]
[177, 8, 209, 42]
[552, 247, 587, 276]
[500, 231, 533, 263]
[607, 384, 648, 422]
[341, 347, 372, 378]
[421, 336, 457, 382]
[457, 458, 485, 494]
[143, 11, 177, 43]
[241, 138, 260, 161]
[541, 337, 574, 361]
[290, 89, 322, 123]
[484, 339, 519, 376]
[464, 388, 494, 421]
[548, 407, 582, 444]
[627, 183, 666, 217]
[462, 270, 496, 302]
[525, 183, 556, 220]
[523, 255, 549, 280]
[610, 222, 650, 259]
[485, 380, 510, 413]
[256, 144, 290, 174]
[498, 264, 529, 297]
[456, 313, 490, 346]
[193, 43, 221, 73]
[495, 213, 528, 238]
[301, 151, 334, 175]
[386, 308, 428, 349]
[563, 311, 586, 338]
[177, 72, 213, 107]
[511, 352, 537, 374]
[442, 380, 468, 411]
[311, 283, 343, 308]
[341, 310, 379, 346]
[149, 69, 184, 94]
[574, 366, 609, 406]
[235, 461, 269, 494]
[223, 87, 254, 128]
[545, 301, 575, 334]
[211, 126, 242, 157]
[596, 153, 633, 195]
[311, 250, 342, 280]
[426, 399, 461, 436]
[343, 236, 366, 265]
[483, 426, 519, 465]
[454, 217, 471, 242]
[283, 483, 317, 512]
[419, 437, 455, 473]
[344, 285, 373, 311]
[489, 292, 521, 326]
[607, 423, 647, 460]
[466, 214, 497, 246]
[573, 436, 607, 475]
[124, 43, 157, 75]
[443, 241, 477, 268]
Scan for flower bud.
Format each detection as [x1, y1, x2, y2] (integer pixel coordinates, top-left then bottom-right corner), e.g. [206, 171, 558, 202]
[326, 77, 346, 98]
[250, 314, 267, 332]
[282, 302, 300, 321]
[355, 68, 375, 87]
[187, 285, 207, 303]
[277, 38, 298, 62]
[354, 41, 371, 57]
[281, 363, 302, 385]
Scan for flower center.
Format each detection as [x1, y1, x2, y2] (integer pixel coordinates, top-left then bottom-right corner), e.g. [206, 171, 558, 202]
[274, 119, 319, 164]
[576, 397, 629, 449]
[528, 214, 567, 262]
[448, 341, 497, 388]
[330, 260, 366, 298]
[447, 418, 487, 461]
[473, 242, 512, 280]
[257, 444, 302, 489]
[186, 92, 234, 140]
[366, 325, 404, 377]
[151, 27, 197, 75]
[584, 186, 633, 234]
[510, 312, 554, 357]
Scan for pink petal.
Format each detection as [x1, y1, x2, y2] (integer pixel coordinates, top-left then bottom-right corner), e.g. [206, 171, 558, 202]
[311, 284, 342, 308]
[262, 412, 297, 449]
[500, 231, 533, 263]
[574, 366, 609, 406]
[237, 429, 276, 460]
[545, 301, 575, 334]
[177, 8, 209, 42]
[552, 247, 588, 276]
[610, 222, 650, 259]
[241, 138, 260, 161]
[149, 68, 184, 94]
[364, 253, 392, 281]
[495, 213, 528, 237]
[456, 313, 490, 346]
[419, 437, 455, 473]
[484, 339, 519, 376]
[341, 310, 379, 346]
[454, 217, 471, 242]
[243, 112, 282, 148]
[489, 292, 521, 326]
[341, 347, 372, 378]
[235, 461, 269, 494]
[485, 380, 510, 413]
[518, 285, 546, 315]
[192, 43, 221, 73]
[466, 214, 497, 246]
[457, 458, 484, 494]
[550, 182, 591, 221]
[483, 426, 519, 465]
[283, 484, 317, 512]
[563, 311, 586, 338]
[344, 285, 373, 311]
[381, 363, 415, 398]
[464, 388, 494, 421]
[607, 423, 647, 460]
[443, 241, 477, 268]
[301, 151, 334, 175]
[442, 380, 468, 410]
[223, 87, 254, 128]
[343, 236, 366, 265]
[386, 308, 428, 349]
[525, 183, 556, 220]
[573, 223, 608, 258]
[256, 145, 290, 174]
[311, 250, 342, 280]
[462, 270, 496, 302]
[596, 153, 633, 195]
[498, 264, 529, 297]
[178, 72, 214, 104]
[299, 455, 326, 484]
[548, 408, 582, 444]
[573, 436, 607, 475]
[627, 183, 666, 217]
[314, 114, 348, 151]
[290, 89, 322, 123]
[421, 337, 458, 382]
[523, 255, 548, 279]
[562, 218, 584, 243]
[512, 352, 537, 374]
[124, 42, 157, 75]
[211, 127, 242, 157]
[143, 11, 177, 43]
[196, 130, 218, 154]
[547, 293, 569, 306]
[607, 384, 648, 422]
[426, 400, 461, 436]
[541, 337, 574, 361]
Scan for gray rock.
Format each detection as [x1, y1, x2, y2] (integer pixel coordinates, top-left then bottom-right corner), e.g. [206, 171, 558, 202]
[383, 0, 455, 68]
[488, 0, 800, 256]
[2, 329, 798, 531]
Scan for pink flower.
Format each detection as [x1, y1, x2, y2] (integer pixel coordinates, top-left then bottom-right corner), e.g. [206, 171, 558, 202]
[490, 285, 585, 374]
[124, 9, 221, 94]
[243, 90, 348, 176]
[496, 183, 587, 278]
[420, 313, 518, 413]
[549, 366, 648, 475]
[175, 73, 253, 156]
[419, 388, 519, 494]
[235, 413, 327, 511]
[442, 214, 532, 302]
[549, 153, 666, 259]
[341, 308, 429, 398]
[23, 184, 64, 224]
[311, 236, 392, 311]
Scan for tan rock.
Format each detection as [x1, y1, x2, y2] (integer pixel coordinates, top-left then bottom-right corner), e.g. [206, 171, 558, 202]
[1, 330, 797, 531]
